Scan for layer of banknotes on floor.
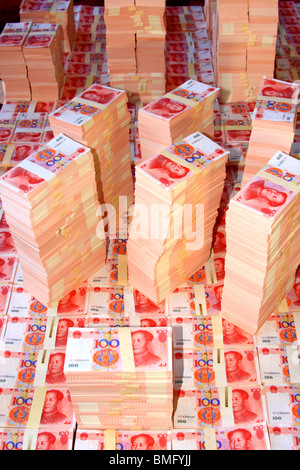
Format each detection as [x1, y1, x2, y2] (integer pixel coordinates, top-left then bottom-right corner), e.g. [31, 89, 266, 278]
[1, 1, 300, 451]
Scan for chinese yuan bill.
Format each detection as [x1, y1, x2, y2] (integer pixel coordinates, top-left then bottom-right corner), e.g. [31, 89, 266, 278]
[232, 175, 297, 220]
[0, 134, 92, 200]
[137, 132, 229, 190]
[268, 426, 300, 450]
[0, 350, 38, 389]
[258, 346, 300, 385]
[256, 312, 299, 347]
[0, 427, 74, 450]
[265, 384, 300, 426]
[173, 386, 268, 428]
[74, 429, 172, 450]
[173, 349, 261, 390]
[3, 315, 48, 351]
[252, 76, 300, 122]
[171, 423, 271, 450]
[172, 315, 256, 351]
[49, 83, 126, 127]
[0, 386, 75, 429]
[64, 327, 173, 375]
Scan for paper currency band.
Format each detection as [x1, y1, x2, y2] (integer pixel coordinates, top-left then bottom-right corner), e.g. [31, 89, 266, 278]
[163, 91, 204, 109]
[104, 429, 116, 450]
[211, 316, 224, 349]
[26, 386, 47, 429]
[118, 327, 135, 373]
[213, 349, 227, 387]
[219, 387, 235, 427]
[118, 254, 128, 286]
[203, 428, 217, 450]
[159, 148, 204, 175]
[194, 284, 207, 317]
[257, 168, 300, 194]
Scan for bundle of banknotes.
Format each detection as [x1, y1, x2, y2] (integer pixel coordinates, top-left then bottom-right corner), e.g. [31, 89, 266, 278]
[138, 79, 219, 160]
[0, 22, 32, 101]
[0, 134, 107, 307]
[242, 77, 300, 187]
[64, 326, 173, 429]
[0, 20, 66, 103]
[127, 132, 229, 304]
[19, 0, 76, 52]
[22, 23, 65, 102]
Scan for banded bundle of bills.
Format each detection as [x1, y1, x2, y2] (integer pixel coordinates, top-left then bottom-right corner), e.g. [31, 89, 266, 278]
[19, 0, 76, 52]
[0, 134, 106, 307]
[74, 429, 172, 450]
[22, 23, 65, 102]
[173, 385, 268, 428]
[258, 345, 300, 386]
[48, 84, 134, 233]
[0, 385, 75, 431]
[0, 427, 74, 450]
[64, 326, 173, 429]
[127, 132, 229, 304]
[242, 77, 300, 187]
[171, 423, 271, 450]
[264, 385, 300, 427]
[171, 315, 255, 351]
[268, 425, 300, 451]
[222, 151, 300, 335]
[0, 22, 32, 101]
[138, 79, 219, 160]
[173, 348, 261, 390]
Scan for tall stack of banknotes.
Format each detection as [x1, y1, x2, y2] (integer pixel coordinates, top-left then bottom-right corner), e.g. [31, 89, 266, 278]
[127, 132, 229, 304]
[22, 23, 65, 102]
[64, 326, 173, 430]
[138, 79, 219, 160]
[104, 0, 166, 103]
[0, 134, 106, 307]
[0, 22, 32, 101]
[19, 0, 76, 53]
[222, 151, 300, 334]
[213, 0, 278, 102]
[242, 77, 300, 187]
[48, 83, 134, 235]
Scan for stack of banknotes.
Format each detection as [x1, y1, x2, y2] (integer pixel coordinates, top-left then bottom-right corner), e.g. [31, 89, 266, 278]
[127, 132, 229, 304]
[213, 0, 250, 102]
[213, 0, 278, 103]
[22, 23, 65, 102]
[138, 79, 219, 160]
[222, 151, 300, 334]
[242, 77, 300, 187]
[0, 134, 106, 307]
[48, 83, 134, 232]
[19, 0, 76, 52]
[64, 326, 173, 429]
[246, 0, 278, 94]
[104, 0, 166, 103]
[0, 22, 32, 101]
